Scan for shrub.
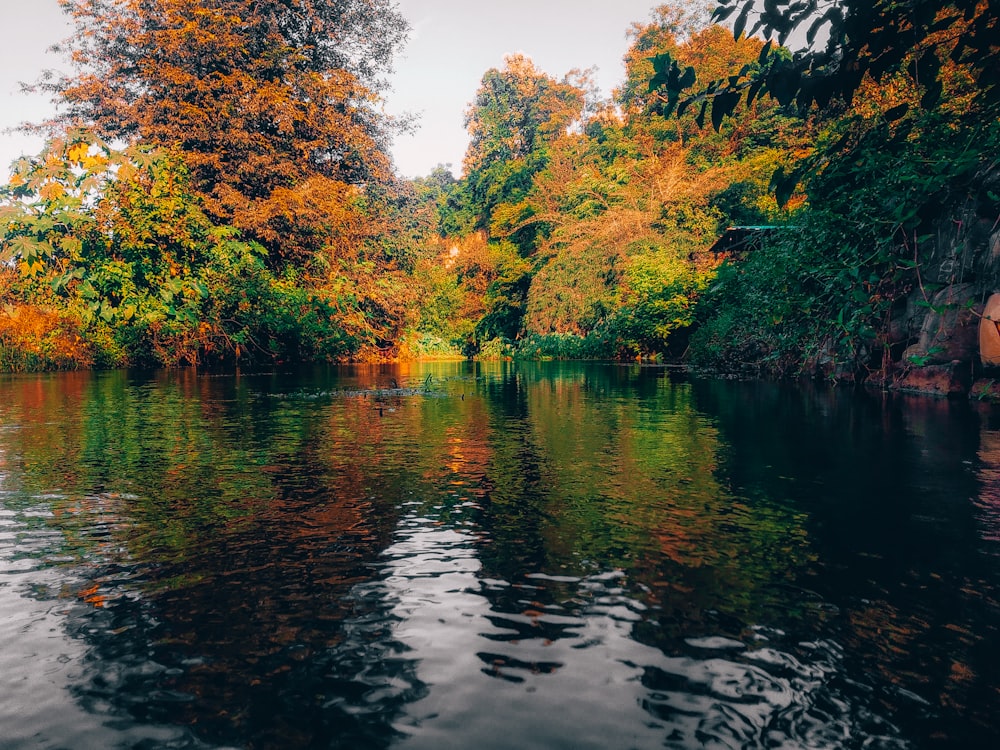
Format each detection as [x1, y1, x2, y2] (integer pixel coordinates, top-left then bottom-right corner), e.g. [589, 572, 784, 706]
[0, 304, 93, 371]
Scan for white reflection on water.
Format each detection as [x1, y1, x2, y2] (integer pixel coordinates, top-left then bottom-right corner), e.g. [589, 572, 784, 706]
[0, 505, 96, 748]
[368, 512, 909, 750]
[0, 503, 193, 749]
[374, 514, 668, 750]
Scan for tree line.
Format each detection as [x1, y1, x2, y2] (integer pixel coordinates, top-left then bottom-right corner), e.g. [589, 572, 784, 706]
[1, 0, 996, 377]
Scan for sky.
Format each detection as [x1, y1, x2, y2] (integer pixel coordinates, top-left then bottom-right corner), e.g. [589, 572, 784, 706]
[0, 0, 671, 181]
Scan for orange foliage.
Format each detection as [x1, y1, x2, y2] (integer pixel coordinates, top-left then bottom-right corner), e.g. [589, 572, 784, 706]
[0, 303, 93, 370]
[55, 0, 406, 261]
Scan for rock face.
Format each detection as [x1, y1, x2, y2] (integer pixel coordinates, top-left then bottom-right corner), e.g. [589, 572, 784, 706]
[902, 283, 980, 366]
[882, 200, 1000, 397]
[893, 360, 973, 397]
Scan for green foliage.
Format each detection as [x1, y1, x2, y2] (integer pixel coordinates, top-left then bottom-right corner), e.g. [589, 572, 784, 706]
[517, 242, 712, 360]
[463, 55, 586, 245]
[0, 133, 369, 368]
[515, 331, 620, 360]
[476, 337, 513, 361]
[474, 242, 533, 346]
[613, 244, 710, 354]
[688, 183, 920, 377]
[675, 2, 1000, 380]
[689, 230, 829, 373]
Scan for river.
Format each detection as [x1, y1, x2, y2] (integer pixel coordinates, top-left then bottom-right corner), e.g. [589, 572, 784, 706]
[0, 362, 997, 749]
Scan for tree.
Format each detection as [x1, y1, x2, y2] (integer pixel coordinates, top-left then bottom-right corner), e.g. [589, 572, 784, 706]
[650, 1, 999, 125]
[464, 54, 585, 176]
[45, 0, 408, 260]
[1, 131, 238, 364]
[616, 1, 714, 113]
[462, 54, 586, 240]
[0, 131, 370, 367]
[676, 2, 1000, 378]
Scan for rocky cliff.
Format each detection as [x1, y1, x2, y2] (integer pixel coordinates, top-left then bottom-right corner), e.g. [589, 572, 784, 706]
[884, 183, 1000, 398]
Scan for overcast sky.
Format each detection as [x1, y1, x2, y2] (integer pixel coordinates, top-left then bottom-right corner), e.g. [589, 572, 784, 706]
[0, 0, 671, 181]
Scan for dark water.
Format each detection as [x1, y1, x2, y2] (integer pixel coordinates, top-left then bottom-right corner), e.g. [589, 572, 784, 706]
[0, 362, 998, 749]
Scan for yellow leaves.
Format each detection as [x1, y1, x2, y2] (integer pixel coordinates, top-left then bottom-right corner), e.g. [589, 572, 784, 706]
[67, 141, 90, 164]
[82, 152, 109, 172]
[19, 257, 46, 279]
[39, 182, 66, 202]
[66, 140, 110, 172]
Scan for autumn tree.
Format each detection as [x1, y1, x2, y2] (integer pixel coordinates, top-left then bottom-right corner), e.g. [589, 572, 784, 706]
[45, 0, 408, 262]
[0, 130, 366, 368]
[617, 1, 714, 113]
[678, 2, 1000, 377]
[462, 54, 587, 242]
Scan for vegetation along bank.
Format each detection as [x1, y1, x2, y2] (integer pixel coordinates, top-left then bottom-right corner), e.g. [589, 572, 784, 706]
[1, 1, 997, 399]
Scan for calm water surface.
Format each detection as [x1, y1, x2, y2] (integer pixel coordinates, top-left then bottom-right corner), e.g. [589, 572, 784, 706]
[0, 362, 997, 749]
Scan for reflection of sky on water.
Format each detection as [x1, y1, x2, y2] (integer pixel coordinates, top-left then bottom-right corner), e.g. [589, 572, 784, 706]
[1, 365, 998, 749]
[373, 510, 908, 750]
[0, 502, 99, 748]
[0, 497, 196, 749]
[376, 513, 669, 749]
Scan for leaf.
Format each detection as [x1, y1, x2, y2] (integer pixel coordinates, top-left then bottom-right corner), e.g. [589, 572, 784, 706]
[67, 141, 90, 164]
[51, 271, 76, 292]
[59, 235, 84, 257]
[5, 234, 41, 262]
[678, 65, 696, 90]
[711, 3, 739, 25]
[711, 90, 742, 131]
[758, 40, 773, 65]
[733, 2, 753, 39]
[771, 166, 800, 208]
[809, 77, 837, 109]
[695, 99, 709, 129]
[767, 67, 799, 106]
[19, 257, 44, 277]
[39, 182, 66, 202]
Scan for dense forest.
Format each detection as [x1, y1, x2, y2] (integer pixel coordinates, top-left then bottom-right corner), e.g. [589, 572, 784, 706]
[1, 1, 997, 391]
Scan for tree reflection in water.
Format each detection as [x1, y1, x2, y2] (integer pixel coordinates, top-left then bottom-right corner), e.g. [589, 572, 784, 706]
[0, 363, 997, 748]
